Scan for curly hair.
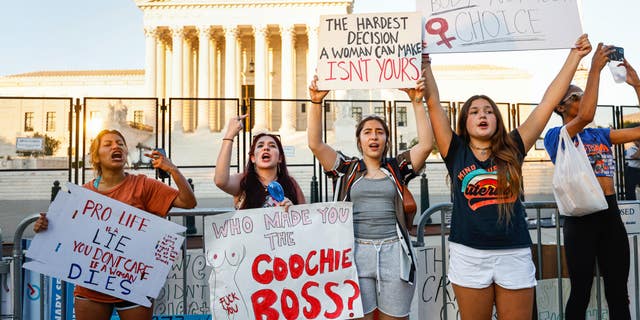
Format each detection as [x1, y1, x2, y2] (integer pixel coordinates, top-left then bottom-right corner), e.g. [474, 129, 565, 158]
[89, 129, 127, 177]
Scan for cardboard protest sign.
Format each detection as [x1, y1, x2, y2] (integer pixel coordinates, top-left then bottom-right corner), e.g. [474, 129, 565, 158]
[417, 0, 583, 53]
[204, 202, 362, 319]
[317, 12, 423, 90]
[620, 202, 640, 234]
[24, 183, 185, 307]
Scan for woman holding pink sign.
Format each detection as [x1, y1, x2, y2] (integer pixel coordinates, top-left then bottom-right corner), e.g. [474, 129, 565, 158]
[422, 34, 591, 319]
[33, 129, 196, 320]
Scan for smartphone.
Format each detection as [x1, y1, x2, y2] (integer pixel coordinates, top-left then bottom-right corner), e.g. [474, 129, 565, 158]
[154, 148, 170, 179]
[609, 46, 624, 61]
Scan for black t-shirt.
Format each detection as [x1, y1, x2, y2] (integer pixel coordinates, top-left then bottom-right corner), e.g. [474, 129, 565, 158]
[444, 131, 532, 249]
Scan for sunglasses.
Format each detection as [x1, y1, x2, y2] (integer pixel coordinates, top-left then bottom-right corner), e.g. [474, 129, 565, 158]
[560, 92, 584, 105]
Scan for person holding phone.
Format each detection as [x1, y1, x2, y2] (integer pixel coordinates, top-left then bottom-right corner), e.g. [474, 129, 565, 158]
[214, 115, 305, 210]
[423, 34, 591, 319]
[33, 129, 196, 320]
[544, 46, 640, 320]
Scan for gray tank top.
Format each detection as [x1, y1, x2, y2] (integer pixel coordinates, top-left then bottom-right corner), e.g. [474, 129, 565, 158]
[350, 177, 397, 239]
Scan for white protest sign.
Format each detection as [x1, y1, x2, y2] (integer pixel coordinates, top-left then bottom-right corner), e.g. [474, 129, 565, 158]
[154, 249, 211, 315]
[204, 202, 362, 319]
[620, 201, 640, 234]
[317, 12, 423, 90]
[24, 183, 185, 307]
[417, 0, 583, 53]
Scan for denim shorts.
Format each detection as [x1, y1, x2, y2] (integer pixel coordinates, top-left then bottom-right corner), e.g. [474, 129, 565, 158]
[448, 242, 537, 290]
[354, 237, 415, 317]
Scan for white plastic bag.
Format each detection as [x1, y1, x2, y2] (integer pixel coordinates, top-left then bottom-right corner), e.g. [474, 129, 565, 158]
[552, 126, 608, 216]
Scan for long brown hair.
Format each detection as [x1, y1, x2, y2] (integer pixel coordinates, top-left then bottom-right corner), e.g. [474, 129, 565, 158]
[457, 95, 522, 222]
[89, 129, 127, 177]
[239, 133, 300, 209]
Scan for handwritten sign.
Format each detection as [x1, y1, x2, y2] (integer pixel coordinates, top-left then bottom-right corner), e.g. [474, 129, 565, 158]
[24, 183, 185, 307]
[154, 249, 211, 316]
[204, 202, 362, 320]
[536, 278, 609, 320]
[317, 12, 423, 90]
[417, 0, 583, 53]
[620, 202, 640, 234]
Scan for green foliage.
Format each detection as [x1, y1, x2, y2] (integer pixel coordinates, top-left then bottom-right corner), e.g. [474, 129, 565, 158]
[409, 137, 439, 154]
[623, 121, 640, 129]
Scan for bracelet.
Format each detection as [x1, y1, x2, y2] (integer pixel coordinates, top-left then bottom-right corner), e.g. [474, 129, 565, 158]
[222, 138, 234, 142]
[311, 100, 323, 105]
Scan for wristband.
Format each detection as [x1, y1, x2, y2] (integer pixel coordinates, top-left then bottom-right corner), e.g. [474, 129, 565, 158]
[311, 100, 323, 105]
[222, 138, 234, 142]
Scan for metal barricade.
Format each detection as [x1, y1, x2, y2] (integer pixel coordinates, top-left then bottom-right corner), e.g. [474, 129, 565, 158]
[10, 208, 233, 320]
[413, 200, 640, 320]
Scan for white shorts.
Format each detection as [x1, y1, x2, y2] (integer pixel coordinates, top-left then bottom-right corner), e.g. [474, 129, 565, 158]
[447, 242, 537, 290]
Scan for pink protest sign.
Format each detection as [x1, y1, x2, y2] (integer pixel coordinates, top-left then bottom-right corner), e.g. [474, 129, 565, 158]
[418, 0, 583, 53]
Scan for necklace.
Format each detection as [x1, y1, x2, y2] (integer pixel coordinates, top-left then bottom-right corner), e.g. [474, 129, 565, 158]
[469, 142, 491, 156]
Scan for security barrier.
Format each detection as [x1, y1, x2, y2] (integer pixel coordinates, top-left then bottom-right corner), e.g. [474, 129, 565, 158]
[413, 201, 640, 320]
[4, 200, 640, 319]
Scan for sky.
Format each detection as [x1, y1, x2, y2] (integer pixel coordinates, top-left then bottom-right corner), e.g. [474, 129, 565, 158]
[0, 0, 639, 106]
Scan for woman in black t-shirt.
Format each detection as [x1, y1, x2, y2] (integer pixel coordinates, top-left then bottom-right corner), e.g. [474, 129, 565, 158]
[422, 35, 591, 319]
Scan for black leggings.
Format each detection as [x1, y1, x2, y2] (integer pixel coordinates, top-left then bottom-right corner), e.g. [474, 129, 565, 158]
[563, 195, 631, 320]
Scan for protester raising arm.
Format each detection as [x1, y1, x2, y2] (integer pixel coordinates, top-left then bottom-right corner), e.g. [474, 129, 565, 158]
[517, 34, 592, 150]
[214, 114, 248, 196]
[610, 58, 640, 144]
[215, 114, 303, 210]
[400, 77, 434, 170]
[562, 43, 614, 138]
[307, 76, 337, 171]
[422, 54, 453, 158]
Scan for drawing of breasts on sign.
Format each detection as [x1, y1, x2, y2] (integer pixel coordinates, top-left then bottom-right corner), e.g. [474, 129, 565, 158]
[206, 245, 250, 319]
[417, 0, 583, 53]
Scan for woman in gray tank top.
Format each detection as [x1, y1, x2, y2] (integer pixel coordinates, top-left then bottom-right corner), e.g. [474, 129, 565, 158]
[308, 73, 433, 320]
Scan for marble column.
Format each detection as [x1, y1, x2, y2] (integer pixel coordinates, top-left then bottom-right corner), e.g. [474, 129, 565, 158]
[170, 26, 184, 98]
[253, 24, 269, 131]
[223, 26, 239, 122]
[280, 24, 296, 133]
[197, 25, 211, 130]
[306, 24, 319, 85]
[144, 26, 158, 97]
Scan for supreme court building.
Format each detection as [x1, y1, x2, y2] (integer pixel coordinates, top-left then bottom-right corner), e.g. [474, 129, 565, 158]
[0, 0, 575, 166]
